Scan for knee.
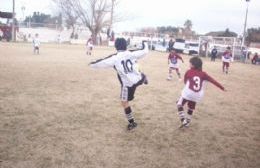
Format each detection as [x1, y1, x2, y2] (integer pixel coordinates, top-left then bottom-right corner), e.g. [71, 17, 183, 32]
[121, 101, 129, 108]
[187, 109, 193, 115]
[177, 105, 184, 111]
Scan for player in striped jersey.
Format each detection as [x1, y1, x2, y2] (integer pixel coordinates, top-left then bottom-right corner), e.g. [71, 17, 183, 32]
[89, 38, 149, 130]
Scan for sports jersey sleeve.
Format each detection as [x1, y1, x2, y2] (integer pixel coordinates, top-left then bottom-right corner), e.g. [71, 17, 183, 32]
[184, 71, 189, 84]
[168, 54, 171, 63]
[129, 42, 149, 59]
[204, 73, 225, 91]
[89, 54, 117, 68]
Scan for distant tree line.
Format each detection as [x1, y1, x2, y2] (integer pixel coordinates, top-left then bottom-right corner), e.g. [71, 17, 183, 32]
[157, 26, 179, 35]
[205, 28, 237, 37]
[24, 12, 62, 28]
[246, 27, 260, 43]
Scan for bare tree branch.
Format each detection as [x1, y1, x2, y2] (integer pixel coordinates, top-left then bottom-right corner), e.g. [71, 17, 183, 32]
[53, 0, 123, 44]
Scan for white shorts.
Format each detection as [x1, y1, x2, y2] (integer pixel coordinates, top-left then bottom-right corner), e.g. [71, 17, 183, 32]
[222, 57, 231, 63]
[181, 84, 204, 103]
[169, 63, 179, 69]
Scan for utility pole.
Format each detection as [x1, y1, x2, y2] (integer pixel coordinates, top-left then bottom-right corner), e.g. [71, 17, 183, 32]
[12, 0, 15, 42]
[110, 0, 115, 30]
[242, 0, 250, 47]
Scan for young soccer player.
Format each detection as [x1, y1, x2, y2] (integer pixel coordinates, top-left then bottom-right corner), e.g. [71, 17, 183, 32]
[251, 53, 259, 64]
[89, 38, 149, 130]
[222, 46, 232, 74]
[33, 33, 40, 54]
[86, 38, 94, 55]
[177, 56, 225, 127]
[167, 49, 184, 81]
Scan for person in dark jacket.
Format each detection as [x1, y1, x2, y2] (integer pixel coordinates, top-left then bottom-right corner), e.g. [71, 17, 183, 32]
[211, 46, 218, 61]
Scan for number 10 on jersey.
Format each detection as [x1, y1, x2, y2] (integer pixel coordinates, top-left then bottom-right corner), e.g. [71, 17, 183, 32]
[121, 60, 133, 74]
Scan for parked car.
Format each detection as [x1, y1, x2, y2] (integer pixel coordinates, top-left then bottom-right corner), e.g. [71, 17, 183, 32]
[184, 42, 199, 55]
[148, 40, 168, 52]
[173, 39, 185, 53]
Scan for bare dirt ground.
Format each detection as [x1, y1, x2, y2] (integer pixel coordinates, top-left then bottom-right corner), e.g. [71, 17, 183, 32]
[0, 42, 259, 168]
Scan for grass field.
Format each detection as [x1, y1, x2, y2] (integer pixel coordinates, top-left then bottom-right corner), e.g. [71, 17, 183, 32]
[0, 42, 260, 168]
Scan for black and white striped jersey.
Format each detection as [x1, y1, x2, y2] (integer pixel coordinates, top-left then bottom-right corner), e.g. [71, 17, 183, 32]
[90, 42, 149, 87]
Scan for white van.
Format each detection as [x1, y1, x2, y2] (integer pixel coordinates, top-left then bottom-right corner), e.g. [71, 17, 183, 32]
[173, 39, 185, 53]
[184, 42, 199, 55]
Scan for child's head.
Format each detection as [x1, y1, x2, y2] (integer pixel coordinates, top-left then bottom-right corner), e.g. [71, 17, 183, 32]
[170, 48, 176, 54]
[190, 56, 202, 70]
[226, 46, 231, 51]
[115, 38, 127, 51]
[35, 33, 38, 37]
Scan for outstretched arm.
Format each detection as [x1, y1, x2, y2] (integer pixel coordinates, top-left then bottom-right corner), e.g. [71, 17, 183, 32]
[129, 41, 149, 59]
[178, 55, 184, 63]
[184, 71, 188, 84]
[205, 73, 225, 91]
[89, 54, 117, 68]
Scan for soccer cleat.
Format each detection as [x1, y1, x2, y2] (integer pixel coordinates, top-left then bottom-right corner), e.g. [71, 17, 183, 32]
[127, 122, 137, 130]
[143, 76, 148, 85]
[179, 119, 190, 128]
[167, 76, 172, 81]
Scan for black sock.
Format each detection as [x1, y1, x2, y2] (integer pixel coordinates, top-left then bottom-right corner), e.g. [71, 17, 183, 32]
[187, 109, 193, 122]
[178, 106, 185, 122]
[125, 107, 134, 123]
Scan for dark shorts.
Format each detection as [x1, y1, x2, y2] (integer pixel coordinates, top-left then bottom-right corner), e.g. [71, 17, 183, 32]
[223, 62, 230, 68]
[120, 73, 146, 101]
[34, 46, 39, 50]
[177, 97, 196, 110]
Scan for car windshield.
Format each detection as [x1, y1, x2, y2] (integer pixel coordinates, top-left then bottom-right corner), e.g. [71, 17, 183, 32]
[189, 43, 199, 47]
[176, 39, 185, 43]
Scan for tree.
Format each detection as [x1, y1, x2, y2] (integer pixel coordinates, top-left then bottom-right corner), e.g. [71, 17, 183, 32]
[183, 19, 194, 38]
[205, 29, 237, 37]
[157, 26, 178, 36]
[184, 19, 192, 31]
[64, 0, 113, 44]
[246, 27, 260, 44]
[52, 0, 79, 37]
[0, 11, 13, 19]
[24, 12, 62, 28]
[222, 28, 237, 37]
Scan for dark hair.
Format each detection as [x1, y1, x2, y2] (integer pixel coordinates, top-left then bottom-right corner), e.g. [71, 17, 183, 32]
[227, 46, 231, 50]
[115, 38, 127, 51]
[190, 56, 202, 70]
[170, 48, 176, 52]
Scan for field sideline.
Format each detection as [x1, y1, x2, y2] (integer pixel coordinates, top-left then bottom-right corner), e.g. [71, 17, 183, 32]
[0, 43, 260, 168]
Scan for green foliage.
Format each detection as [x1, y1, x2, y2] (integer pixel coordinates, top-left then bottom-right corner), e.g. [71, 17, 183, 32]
[157, 26, 178, 34]
[184, 19, 192, 30]
[206, 28, 237, 37]
[24, 12, 62, 27]
[246, 27, 260, 43]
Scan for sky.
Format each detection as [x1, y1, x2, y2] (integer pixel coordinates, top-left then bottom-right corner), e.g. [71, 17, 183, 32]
[1, 0, 260, 35]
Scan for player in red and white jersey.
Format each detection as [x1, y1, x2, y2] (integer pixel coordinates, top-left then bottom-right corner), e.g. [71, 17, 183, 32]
[89, 38, 149, 130]
[167, 49, 184, 81]
[86, 38, 94, 55]
[222, 47, 232, 74]
[177, 57, 225, 127]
